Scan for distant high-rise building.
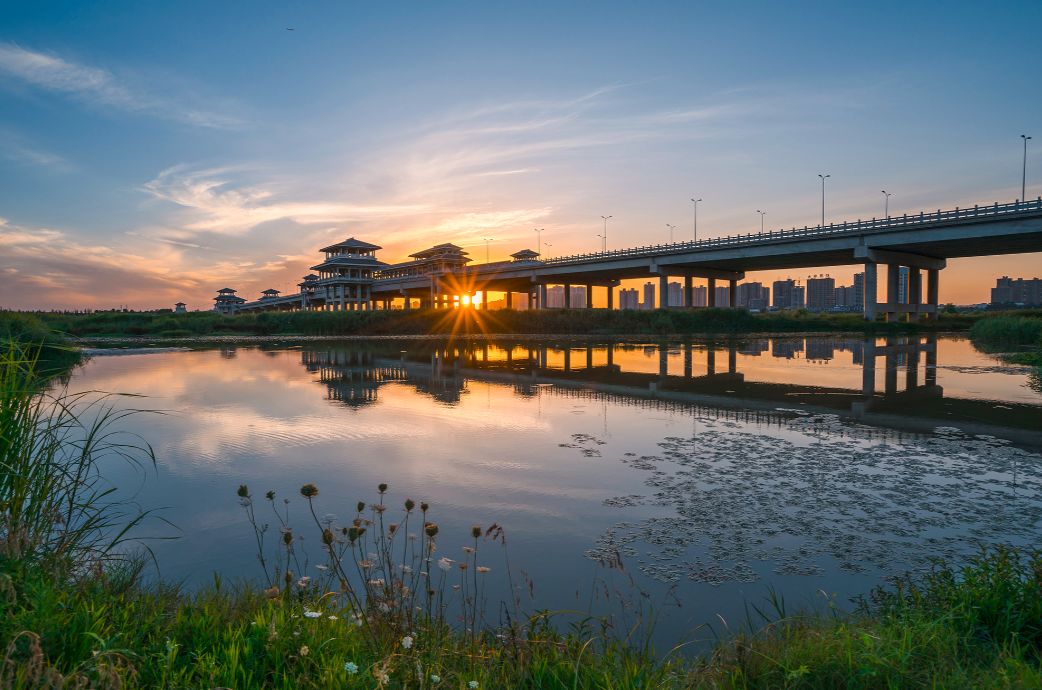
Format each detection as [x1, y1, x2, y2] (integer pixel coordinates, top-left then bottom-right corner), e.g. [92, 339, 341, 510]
[852, 272, 865, 310]
[806, 276, 836, 311]
[991, 276, 1042, 306]
[619, 288, 640, 309]
[714, 286, 730, 306]
[667, 281, 683, 307]
[691, 285, 708, 307]
[897, 266, 910, 304]
[772, 279, 805, 310]
[642, 281, 656, 309]
[545, 285, 564, 308]
[570, 285, 587, 308]
[736, 281, 770, 310]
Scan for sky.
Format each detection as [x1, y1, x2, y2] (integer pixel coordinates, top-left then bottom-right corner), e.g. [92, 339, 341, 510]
[1, 0, 1040, 310]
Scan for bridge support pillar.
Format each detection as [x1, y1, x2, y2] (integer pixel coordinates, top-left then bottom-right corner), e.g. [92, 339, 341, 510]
[564, 284, 572, 309]
[585, 284, 593, 308]
[606, 285, 614, 310]
[658, 274, 668, 309]
[683, 276, 693, 308]
[926, 269, 940, 320]
[481, 290, 488, 309]
[506, 291, 513, 309]
[728, 278, 737, 307]
[538, 284, 547, 309]
[886, 264, 901, 322]
[708, 278, 717, 307]
[908, 269, 922, 322]
[863, 263, 878, 321]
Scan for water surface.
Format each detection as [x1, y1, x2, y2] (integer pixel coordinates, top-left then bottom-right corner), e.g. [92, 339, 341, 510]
[73, 335, 1042, 645]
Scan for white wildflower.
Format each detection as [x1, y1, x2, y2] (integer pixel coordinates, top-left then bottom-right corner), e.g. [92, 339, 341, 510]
[303, 609, 322, 619]
[344, 661, 359, 674]
[401, 635, 414, 649]
[437, 557, 453, 571]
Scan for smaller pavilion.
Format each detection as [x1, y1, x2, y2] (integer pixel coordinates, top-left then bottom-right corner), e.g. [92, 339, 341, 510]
[174, 302, 187, 313]
[510, 249, 540, 262]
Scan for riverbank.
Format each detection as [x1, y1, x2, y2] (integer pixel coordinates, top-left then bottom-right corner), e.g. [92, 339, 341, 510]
[26, 307, 1037, 340]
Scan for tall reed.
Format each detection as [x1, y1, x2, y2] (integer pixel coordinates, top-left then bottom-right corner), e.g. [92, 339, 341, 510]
[0, 341, 155, 572]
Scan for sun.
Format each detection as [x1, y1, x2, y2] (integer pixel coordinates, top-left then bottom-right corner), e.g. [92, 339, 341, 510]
[460, 295, 472, 306]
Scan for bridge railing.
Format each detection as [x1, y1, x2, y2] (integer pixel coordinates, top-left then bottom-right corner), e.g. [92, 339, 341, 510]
[531, 196, 1042, 268]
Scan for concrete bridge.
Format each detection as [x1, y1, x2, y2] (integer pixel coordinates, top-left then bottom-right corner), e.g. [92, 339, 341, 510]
[237, 197, 1042, 321]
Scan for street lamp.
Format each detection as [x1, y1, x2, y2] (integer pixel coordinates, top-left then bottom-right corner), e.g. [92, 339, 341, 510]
[482, 237, 494, 264]
[690, 197, 702, 241]
[1022, 135, 1032, 202]
[755, 209, 766, 233]
[600, 215, 612, 251]
[881, 190, 893, 220]
[533, 228, 544, 256]
[666, 223, 677, 243]
[818, 173, 830, 226]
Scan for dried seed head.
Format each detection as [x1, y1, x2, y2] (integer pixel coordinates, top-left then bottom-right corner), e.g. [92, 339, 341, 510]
[300, 483, 319, 498]
[404, 498, 415, 512]
[420, 502, 429, 513]
[265, 490, 276, 501]
[322, 528, 334, 545]
[388, 523, 398, 535]
[425, 523, 439, 538]
[285, 570, 294, 585]
[347, 527, 360, 543]
[472, 525, 482, 539]
[237, 484, 249, 498]
[282, 530, 293, 545]
[356, 501, 365, 513]
[378, 483, 388, 494]
[374, 505, 387, 514]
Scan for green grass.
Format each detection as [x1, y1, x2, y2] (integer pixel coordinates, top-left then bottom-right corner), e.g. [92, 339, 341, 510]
[970, 314, 1042, 370]
[26, 307, 1011, 340]
[0, 312, 81, 375]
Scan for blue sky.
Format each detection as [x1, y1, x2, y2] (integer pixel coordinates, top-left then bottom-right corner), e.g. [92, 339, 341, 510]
[1, 0, 1040, 308]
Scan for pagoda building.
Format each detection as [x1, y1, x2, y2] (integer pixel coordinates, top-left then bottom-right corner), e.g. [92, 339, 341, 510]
[311, 238, 386, 311]
[213, 288, 246, 314]
[260, 288, 281, 299]
[510, 249, 540, 262]
[174, 302, 187, 313]
[298, 274, 319, 310]
[377, 243, 473, 280]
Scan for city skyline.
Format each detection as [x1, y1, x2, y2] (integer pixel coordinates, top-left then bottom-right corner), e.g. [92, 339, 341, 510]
[1, 1, 1040, 310]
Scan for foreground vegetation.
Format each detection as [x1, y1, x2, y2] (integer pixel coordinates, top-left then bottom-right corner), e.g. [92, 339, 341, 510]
[4, 340, 1042, 688]
[21, 306, 1036, 340]
[970, 314, 1042, 366]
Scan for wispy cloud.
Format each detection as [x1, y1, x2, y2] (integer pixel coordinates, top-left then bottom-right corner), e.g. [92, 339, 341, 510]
[0, 128, 73, 171]
[0, 42, 243, 129]
[141, 165, 430, 235]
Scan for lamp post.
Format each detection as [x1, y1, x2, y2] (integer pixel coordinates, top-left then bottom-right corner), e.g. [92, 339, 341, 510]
[533, 228, 544, 256]
[666, 223, 677, 243]
[818, 173, 830, 226]
[1022, 135, 1032, 202]
[482, 237, 494, 264]
[755, 209, 766, 233]
[597, 233, 605, 251]
[881, 190, 893, 220]
[600, 215, 612, 251]
[690, 197, 702, 241]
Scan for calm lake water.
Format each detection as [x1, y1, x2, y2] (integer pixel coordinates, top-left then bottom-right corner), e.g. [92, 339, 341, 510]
[71, 334, 1042, 646]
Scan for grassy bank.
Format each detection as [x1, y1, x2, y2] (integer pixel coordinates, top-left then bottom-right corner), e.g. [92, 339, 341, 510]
[970, 314, 1042, 366]
[30, 307, 1013, 340]
[0, 312, 80, 375]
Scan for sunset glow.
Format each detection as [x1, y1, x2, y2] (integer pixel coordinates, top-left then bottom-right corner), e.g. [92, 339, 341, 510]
[1, 3, 1039, 310]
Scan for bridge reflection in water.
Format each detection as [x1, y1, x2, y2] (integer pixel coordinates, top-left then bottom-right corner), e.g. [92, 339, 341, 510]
[296, 336, 1041, 445]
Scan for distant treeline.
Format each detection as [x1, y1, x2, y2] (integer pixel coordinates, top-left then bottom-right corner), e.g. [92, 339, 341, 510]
[14, 307, 1018, 339]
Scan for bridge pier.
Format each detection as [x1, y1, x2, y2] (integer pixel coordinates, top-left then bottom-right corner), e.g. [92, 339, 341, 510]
[683, 277, 693, 308]
[586, 284, 593, 308]
[728, 278, 737, 307]
[564, 284, 572, 309]
[506, 291, 513, 309]
[538, 284, 547, 309]
[708, 278, 717, 307]
[606, 285, 614, 309]
[658, 274, 669, 309]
